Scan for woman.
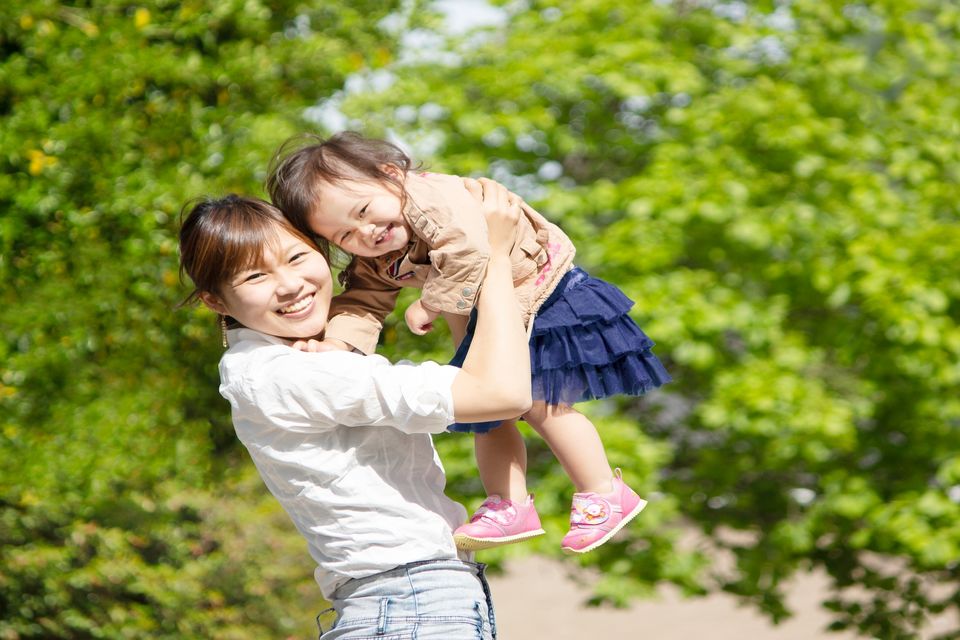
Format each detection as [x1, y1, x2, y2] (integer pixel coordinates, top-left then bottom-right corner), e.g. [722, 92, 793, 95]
[178, 179, 527, 639]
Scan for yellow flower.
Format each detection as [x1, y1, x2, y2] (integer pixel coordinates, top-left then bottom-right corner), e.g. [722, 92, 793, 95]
[27, 149, 58, 176]
[134, 7, 151, 29]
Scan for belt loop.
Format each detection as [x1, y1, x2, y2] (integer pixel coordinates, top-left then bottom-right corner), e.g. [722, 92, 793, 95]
[316, 607, 335, 638]
[377, 597, 390, 635]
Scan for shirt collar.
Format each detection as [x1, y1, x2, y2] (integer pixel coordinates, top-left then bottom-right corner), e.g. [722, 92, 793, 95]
[225, 326, 288, 349]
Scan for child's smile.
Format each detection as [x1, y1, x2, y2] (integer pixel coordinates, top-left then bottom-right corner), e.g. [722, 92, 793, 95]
[374, 222, 399, 246]
[309, 177, 412, 258]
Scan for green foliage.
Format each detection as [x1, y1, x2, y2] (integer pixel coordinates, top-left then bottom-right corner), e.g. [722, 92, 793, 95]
[1, 0, 400, 637]
[3, 470, 318, 639]
[333, 0, 960, 636]
[3, 0, 959, 638]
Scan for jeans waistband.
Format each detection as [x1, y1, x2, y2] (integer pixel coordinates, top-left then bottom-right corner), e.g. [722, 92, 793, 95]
[318, 559, 495, 638]
[332, 558, 484, 599]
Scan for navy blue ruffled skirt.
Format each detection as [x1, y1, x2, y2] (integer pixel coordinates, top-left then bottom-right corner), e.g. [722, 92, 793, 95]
[447, 266, 671, 433]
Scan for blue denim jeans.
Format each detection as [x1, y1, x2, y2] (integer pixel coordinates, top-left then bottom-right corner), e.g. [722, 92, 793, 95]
[317, 559, 497, 639]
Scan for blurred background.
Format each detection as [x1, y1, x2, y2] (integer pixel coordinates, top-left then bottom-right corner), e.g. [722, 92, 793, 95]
[1, 1, 959, 638]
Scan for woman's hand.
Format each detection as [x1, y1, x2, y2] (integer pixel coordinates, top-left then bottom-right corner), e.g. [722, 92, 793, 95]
[462, 177, 523, 256]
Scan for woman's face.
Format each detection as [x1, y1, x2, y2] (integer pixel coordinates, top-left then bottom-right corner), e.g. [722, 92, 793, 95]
[308, 177, 412, 258]
[201, 226, 333, 340]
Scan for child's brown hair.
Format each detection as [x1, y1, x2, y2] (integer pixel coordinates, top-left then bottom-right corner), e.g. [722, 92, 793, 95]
[266, 131, 417, 260]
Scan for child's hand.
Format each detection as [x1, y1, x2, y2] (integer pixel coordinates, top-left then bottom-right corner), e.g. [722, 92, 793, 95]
[405, 298, 440, 335]
[290, 338, 351, 352]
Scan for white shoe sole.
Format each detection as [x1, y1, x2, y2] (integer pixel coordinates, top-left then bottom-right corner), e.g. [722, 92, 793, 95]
[454, 528, 547, 551]
[561, 498, 648, 554]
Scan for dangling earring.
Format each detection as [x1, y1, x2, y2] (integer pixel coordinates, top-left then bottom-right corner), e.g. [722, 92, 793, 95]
[219, 314, 228, 348]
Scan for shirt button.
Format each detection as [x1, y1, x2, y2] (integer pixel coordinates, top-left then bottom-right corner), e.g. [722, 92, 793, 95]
[456, 300, 468, 310]
[461, 286, 473, 297]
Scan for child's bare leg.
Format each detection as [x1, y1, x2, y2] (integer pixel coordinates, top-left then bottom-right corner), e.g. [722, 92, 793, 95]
[455, 418, 544, 551]
[446, 311, 541, 548]
[523, 401, 613, 494]
[524, 403, 645, 553]
[446, 311, 529, 501]
[474, 419, 529, 502]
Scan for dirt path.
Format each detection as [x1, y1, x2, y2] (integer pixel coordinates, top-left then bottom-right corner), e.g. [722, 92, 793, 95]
[487, 556, 856, 639]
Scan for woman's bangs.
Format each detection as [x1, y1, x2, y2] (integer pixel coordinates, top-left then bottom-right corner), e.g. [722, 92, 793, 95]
[218, 214, 283, 281]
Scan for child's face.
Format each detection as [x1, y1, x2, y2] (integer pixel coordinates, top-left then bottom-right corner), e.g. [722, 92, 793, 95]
[201, 226, 333, 340]
[308, 177, 412, 258]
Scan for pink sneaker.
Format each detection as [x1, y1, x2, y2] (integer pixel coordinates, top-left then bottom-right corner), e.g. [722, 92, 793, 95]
[454, 495, 546, 551]
[561, 469, 647, 554]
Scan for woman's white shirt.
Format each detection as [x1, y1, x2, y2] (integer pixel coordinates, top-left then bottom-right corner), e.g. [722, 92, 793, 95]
[218, 328, 468, 597]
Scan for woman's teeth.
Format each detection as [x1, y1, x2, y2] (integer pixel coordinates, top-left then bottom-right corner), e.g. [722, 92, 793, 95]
[280, 295, 313, 314]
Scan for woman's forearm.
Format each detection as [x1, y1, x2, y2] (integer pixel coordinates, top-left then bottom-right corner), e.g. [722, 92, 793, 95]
[450, 254, 532, 422]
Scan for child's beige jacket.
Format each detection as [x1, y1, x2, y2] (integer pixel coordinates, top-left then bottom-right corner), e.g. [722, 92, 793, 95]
[325, 172, 575, 354]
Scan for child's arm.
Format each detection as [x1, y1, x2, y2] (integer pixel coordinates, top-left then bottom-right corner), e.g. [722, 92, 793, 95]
[405, 298, 441, 335]
[443, 311, 469, 347]
[325, 258, 403, 355]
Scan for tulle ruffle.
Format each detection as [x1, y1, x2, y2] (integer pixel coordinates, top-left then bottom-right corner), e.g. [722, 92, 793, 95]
[447, 267, 671, 433]
[529, 270, 671, 405]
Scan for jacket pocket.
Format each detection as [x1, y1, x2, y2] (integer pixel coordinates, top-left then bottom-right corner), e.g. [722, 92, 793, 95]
[510, 237, 542, 282]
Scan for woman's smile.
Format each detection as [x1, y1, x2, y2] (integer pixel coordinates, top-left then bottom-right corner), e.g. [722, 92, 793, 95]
[201, 226, 333, 340]
[278, 293, 315, 317]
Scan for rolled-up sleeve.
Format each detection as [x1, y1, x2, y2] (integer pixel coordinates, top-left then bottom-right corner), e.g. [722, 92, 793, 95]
[226, 348, 459, 434]
[326, 258, 402, 354]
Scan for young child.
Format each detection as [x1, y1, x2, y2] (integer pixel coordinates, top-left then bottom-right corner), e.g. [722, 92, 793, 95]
[178, 183, 528, 638]
[267, 131, 671, 554]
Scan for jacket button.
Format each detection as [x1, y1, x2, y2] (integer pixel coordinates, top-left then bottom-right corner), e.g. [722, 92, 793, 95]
[456, 300, 468, 310]
[461, 287, 473, 297]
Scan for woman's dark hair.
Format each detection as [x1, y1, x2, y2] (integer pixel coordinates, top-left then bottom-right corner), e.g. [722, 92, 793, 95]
[266, 131, 418, 261]
[178, 194, 317, 305]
